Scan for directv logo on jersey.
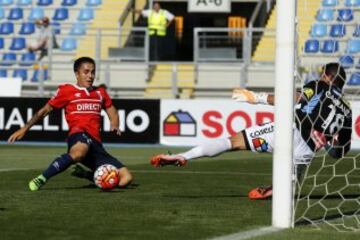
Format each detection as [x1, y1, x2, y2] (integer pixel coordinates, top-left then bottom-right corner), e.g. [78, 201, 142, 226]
[76, 103, 101, 112]
[249, 125, 274, 138]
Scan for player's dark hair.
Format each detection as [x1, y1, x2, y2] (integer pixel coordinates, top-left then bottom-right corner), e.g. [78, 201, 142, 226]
[322, 62, 346, 89]
[73, 57, 96, 72]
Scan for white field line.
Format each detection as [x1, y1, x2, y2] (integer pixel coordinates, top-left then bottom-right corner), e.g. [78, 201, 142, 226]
[208, 226, 282, 240]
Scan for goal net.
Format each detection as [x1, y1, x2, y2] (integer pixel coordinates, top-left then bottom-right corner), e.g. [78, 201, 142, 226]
[291, 0, 360, 231]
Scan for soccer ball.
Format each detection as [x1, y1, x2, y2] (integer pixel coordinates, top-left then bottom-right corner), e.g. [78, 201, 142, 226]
[93, 164, 120, 190]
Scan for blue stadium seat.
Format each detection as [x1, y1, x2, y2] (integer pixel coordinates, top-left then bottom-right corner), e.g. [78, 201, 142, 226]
[310, 24, 327, 38]
[337, 9, 353, 22]
[353, 25, 360, 37]
[0, 38, 4, 48]
[316, 9, 334, 21]
[322, 0, 339, 6]
[28, 7, 44, 21]
[60, 38, 77, 51]
[0, 0, 13, 6]
[347, 39, 360, 53]
[13, 69, 27, 81]
[347, 72, 360, 85]
[0, 69, 7, 77]
[7, 7, 23, 20]
[51, 22, 61, 34]
[19, 22, 35, 35]
[86, 0, 101, 6]
[69, 23, 86, 35]
[31, 67, 48, 82]
[344, 0, 360, 7]
[77, 8, 94, 21]
[0, 22, 14, 34]
[20, 52, 36, 66]
[9, 37, 26, 50]
[36, 0, 52, 6]
[16, 0, 32, 6]
[52, 8, 68, 21]
[321, 40, 339, 53]
[0, 8, 4, 19]
[329, 24, 346, 38]
[1, 52, 16, 66]
[339, 55, 354, 69]
[61, 0, 76, 6]
[304, 39, 320, 53]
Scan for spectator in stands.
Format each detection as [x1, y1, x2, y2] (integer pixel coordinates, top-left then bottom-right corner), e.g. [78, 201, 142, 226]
[135, 2, 174, 61]
[27, 17, 58, 61]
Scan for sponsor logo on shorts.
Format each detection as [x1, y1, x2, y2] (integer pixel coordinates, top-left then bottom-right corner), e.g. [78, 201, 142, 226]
[249, 125, 274, 138]
[252, 138, 268, 152]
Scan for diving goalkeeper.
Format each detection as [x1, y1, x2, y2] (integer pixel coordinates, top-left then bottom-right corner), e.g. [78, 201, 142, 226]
[150, 62, 352, 199]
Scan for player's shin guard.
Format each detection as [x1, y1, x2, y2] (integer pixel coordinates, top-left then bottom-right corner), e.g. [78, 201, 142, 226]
[42, 154, 74, 180]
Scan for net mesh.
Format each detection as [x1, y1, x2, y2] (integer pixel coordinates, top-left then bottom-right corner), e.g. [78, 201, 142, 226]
[293, 0, 360, 231]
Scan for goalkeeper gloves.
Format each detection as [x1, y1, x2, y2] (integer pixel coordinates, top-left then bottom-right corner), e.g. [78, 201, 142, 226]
[232, 88, 269, 104]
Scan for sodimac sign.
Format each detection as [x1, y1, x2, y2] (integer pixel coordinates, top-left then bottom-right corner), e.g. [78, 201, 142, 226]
[160, 99, 360, 149]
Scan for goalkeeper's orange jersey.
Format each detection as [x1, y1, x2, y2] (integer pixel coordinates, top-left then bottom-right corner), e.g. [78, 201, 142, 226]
[47, 84, 113, 142]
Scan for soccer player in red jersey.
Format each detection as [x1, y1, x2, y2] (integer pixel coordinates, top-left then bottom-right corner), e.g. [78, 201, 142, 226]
[8, 57, 132, 191]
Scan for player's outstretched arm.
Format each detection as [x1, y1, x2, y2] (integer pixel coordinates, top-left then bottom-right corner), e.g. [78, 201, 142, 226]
[105, 105, 121, 136]
[232, 88, 273, 105]
[8, 103, 53, 143]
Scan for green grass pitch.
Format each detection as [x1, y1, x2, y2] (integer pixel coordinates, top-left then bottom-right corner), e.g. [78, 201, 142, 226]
[0, 145, 359, 240]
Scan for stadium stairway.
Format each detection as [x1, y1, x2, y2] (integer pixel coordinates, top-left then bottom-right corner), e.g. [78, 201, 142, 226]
[75, 0, 128, 59]
[252, 0, 321, 62]
[144, 64, 195, 99]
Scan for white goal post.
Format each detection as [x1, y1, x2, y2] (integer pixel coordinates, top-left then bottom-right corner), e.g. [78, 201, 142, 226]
[272, 0, 296, 228]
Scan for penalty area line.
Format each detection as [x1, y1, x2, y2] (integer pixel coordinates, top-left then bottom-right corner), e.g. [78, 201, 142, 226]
[208, 226, 282, 240]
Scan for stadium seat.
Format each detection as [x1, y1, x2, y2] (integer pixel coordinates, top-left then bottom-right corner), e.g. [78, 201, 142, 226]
[0, 0, 13, 6]
[69, 22, 86, 35]
[316, 9, 334, 22]
[61, 0, 76, 6]
[77, 8, 94, 21]
[28, 7, 44, 21]
[0, 69, 7, 77]
[321, 40, 339, 53]
[60, 38, 77, 51]
[0, 38, 4, 48]
[86, 0, 101, 7]
[1, 52, 16, 66]
[19, 22, 35, 35]
[339, 55, 354, 69]
[347, 39, 360, 53]
[337, 9, 353, 22]
[9, 37, 26, 50]
[353, 25, 360, 37]
[329, 24, 346, 38]
[322, 0, 339, 6]
[347, 72, 360, 85]
[20, 52, 36, 66]
[31, 67, 48, 82]
[0, 8, 4, 19]
[7, 7, 23, 20]
[13, 68, 27, 81]
[51, 22, 61, 34]
[344, 0, 360, 7]
[52, 8, 68, 21]
[36, 0, 52, 6]
[0, 22, 14, 34]
[310, 24, 327, 38]
[16, 0, 32, 6]
[304, 39, 320, 53]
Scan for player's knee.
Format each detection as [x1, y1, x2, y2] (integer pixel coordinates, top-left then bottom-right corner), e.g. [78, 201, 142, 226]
[68, 152, 86, 162]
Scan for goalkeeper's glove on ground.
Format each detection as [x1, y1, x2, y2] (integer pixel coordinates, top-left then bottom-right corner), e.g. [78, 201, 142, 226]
[232, 88, 269, 104]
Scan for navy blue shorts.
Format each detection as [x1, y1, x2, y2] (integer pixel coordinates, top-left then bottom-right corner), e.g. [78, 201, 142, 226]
[67, 132, 125, 171]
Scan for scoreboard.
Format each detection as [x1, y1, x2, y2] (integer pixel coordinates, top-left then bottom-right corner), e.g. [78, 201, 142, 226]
[188, 0, 231, 13]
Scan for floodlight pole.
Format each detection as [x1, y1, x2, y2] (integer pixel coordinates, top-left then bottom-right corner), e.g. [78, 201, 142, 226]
[272, 0, 296, 228]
